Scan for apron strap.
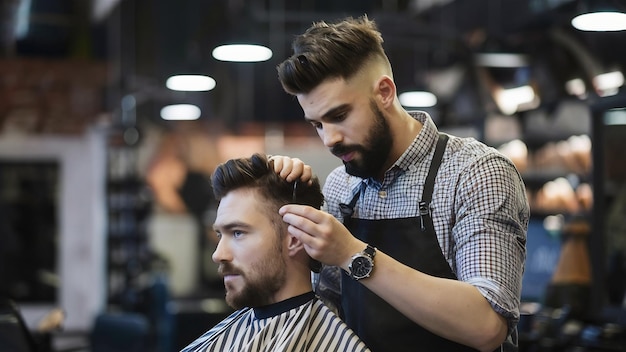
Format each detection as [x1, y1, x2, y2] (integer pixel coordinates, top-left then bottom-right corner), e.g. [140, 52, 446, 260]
[340, 133, 449, 223]
[419, 133, 449, 231]
[423, 133, 449, 203]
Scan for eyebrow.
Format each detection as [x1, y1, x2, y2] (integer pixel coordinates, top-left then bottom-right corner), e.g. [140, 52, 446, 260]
[213, 221, 252, 233]
[304, 103, 351, 123]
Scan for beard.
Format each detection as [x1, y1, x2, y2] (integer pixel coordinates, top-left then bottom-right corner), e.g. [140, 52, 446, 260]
[332, 100, 393, 179]
[218, 245, 287, 309]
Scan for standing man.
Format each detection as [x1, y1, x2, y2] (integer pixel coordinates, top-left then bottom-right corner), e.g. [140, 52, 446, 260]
[181, 154, 370, 352]
[273, 15, 529, 352]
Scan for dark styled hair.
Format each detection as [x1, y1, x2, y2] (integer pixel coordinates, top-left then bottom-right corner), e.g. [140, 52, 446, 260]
[277, 15, 388, 95]
[212, 153, 323, 211]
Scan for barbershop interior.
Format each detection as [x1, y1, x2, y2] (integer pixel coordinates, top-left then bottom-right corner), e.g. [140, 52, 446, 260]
[1, 0, 625, 351]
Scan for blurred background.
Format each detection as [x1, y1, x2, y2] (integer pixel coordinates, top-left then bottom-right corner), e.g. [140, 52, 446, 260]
[0, 0, 625, 351]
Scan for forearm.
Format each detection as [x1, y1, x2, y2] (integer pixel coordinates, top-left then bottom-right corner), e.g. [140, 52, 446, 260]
[353, 250, 508, 352]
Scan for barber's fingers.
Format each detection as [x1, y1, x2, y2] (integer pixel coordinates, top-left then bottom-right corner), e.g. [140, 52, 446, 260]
[269, 155, 313, 183]
[280, 206, 331, 246]
[280, 205, 355, 266]
[279, 204, 327, 225]
[284, 221, 326, 259]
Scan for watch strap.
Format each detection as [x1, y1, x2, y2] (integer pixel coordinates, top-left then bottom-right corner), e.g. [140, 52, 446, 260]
[348, 244, 376, 281]
[363, 244, 376, 258]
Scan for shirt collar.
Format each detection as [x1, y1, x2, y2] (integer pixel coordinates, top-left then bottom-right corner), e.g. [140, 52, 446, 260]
[393, 111, 440, 173]
[252, 291, 316, 320]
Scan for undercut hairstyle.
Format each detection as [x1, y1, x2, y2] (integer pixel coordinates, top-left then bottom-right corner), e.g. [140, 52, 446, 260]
[212, 153, 324, 216]
[277, 15, 389, 95]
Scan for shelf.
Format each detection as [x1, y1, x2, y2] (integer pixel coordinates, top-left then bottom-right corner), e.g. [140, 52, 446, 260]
[105, 144, 154, 309]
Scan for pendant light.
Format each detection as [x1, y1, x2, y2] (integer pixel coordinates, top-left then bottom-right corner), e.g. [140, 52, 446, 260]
[398, 42, 438, 109]
[212, 44, 272, 63]
[166, 75, 216, 92]
[571, 1, 626, 31]
[160, 104, 201, 121]
[211, 18, 273, 63]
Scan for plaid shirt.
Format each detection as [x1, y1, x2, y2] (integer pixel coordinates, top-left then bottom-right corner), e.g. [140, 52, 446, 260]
[321, 111, 529, 332]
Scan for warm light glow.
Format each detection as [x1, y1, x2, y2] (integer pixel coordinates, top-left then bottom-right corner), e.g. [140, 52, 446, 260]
[543, 214, 564, 233]
[593, 71, 625, 96]
[474, 53, 529, 68]
[565, 78, 587, 98]
[495, 85, 536, 115]
[398, 91, 437, 107]
[166, 75, 216, 91]
[212, 44, 273, 62]
[572, 12, 626, 31]
[160, 104, 201, 120]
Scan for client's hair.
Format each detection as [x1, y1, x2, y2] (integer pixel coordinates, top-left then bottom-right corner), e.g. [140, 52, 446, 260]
[212, 153, 323, 213]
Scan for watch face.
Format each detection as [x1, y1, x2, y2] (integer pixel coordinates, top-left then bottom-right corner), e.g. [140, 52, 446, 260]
[351, 255, 373, 279]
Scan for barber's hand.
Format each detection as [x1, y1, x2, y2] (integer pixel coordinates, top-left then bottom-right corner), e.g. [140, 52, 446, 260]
[269, 155, 313, 183]
[279, 204, 365, 270]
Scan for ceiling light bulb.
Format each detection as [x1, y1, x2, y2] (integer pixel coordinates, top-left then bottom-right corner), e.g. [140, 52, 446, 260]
[212, 44, 273, 62]
[160, 104, 201, 121]
[398, 91, 437, 107]
[571, 12, 626, 31]
[166, 75, 216, 91]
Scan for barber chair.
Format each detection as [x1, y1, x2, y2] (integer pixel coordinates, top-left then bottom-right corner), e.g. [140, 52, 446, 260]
[0, 298, 39, 352]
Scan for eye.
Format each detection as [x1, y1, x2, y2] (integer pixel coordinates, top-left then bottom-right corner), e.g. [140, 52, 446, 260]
[233, 230, 244, 239]
[331, 112, 347, 122]
[310, 121, 322, 130]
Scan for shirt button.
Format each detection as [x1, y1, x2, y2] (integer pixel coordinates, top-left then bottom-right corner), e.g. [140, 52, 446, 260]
[379, 190, 387, 198]
[409, 165, 417, 172]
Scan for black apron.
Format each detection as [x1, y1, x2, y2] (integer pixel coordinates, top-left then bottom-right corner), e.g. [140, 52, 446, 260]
[339, 134, 480, 352]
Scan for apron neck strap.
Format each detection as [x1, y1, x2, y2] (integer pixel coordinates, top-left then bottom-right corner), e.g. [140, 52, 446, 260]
[340, 133, 448, 219]
[418, 133, 449, 231]
[422, 133, 449, 203]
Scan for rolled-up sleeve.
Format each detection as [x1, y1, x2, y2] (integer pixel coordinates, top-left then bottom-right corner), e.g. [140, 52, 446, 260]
[453, 153, 529, 332]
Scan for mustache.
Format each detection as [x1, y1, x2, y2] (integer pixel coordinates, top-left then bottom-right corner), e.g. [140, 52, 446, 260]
[331, 144, 360, 157]
[217, 263, 242, 277]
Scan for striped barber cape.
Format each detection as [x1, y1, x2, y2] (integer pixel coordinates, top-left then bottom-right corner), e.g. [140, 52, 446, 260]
[180, 291, 370, 352]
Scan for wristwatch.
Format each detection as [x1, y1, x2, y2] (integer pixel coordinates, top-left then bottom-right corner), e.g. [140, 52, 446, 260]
[348, 244, 376, 280]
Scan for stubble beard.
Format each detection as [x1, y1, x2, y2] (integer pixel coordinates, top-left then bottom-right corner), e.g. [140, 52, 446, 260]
[219, 246, 287, 309]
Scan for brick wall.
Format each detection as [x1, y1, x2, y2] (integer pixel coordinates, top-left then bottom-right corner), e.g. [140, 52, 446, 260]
[0, 58, 108, 135]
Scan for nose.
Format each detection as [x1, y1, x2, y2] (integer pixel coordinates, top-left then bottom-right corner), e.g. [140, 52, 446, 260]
[321, 124, 342, 148]
[211, 237, 231, 263]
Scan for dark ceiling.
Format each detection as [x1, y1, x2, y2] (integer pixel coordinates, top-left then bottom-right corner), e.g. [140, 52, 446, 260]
[2, 0, 625, 132]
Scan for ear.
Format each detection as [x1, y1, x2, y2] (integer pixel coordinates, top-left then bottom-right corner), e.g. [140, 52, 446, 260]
[286, 234, 305, 257]
[375, 75, 396, 108]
